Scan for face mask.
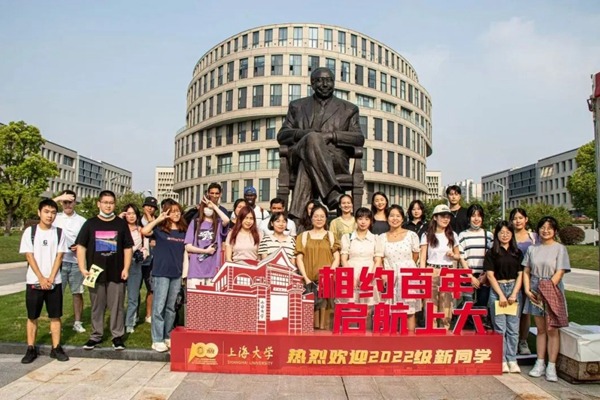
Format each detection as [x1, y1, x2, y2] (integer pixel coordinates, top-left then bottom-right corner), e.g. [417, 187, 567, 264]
[469, 223, 481, 230]
[204, 208, 214, 217]
[99, 211, 115, 219]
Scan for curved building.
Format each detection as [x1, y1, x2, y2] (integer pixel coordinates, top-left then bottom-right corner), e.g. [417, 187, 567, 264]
[174, 23, 432, 209]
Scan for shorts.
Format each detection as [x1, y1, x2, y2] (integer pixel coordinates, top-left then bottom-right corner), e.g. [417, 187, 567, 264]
[26, 283, 63, 320]
[61, 261, 84, 294]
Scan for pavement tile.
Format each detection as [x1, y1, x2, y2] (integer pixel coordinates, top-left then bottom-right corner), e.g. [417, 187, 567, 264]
[142, 363, 187, 390]
[347, 393, 384, 400]
[132, 387, 174, 400]
[50, 358, 111, 384]
[342, 376, 380, 395]
[277, 393, 348, 400]
[168, 381, 212, 399]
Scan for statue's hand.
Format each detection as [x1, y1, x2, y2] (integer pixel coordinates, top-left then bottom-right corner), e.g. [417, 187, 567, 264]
[322, 131, 334, 144]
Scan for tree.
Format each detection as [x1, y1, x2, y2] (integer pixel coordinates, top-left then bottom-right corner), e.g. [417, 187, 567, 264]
[0, 121, 58, 235]
[520, 202, 572, 231]
[467, 195, 502, 230]
[76, 191, 145, 220]
[75, 196, 98, 220]
[567, 141, 597, 221]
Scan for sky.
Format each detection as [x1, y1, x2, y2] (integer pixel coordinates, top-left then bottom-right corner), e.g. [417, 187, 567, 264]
[1, 0, 599, 192]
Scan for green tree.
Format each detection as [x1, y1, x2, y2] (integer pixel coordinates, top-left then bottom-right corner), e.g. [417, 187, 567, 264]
[467, 195, 502, 230]
[567, 141, 597, 221]
[423, 198, 448, 221]
[75, 196, 98, 219]
[0, 121, 58, 235]
[520, 202, 572, 231]
[76, 191, 145, 220]
[116, 191, 144, 213]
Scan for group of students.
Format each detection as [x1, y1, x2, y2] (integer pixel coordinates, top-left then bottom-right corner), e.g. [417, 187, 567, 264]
[18, 184, 570, 382]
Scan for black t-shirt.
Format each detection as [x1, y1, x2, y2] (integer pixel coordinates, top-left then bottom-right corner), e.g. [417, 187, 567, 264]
[404, 220, 428, 239]
[450, 207, 469, 234]
[483, 247, 524, 281]
[76, 216, 134, 284]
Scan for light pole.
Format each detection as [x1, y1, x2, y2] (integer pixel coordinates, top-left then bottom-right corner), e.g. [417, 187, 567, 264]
[587, 72, 600, 294]
[493, 181, 506, 220]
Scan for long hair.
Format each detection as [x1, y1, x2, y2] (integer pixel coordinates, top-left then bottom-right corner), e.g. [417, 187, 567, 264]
[299, 200, 316, 231]
[122, 203, 141, 227]
[491, 221, 522, 258]
[159, 202, 188, 233]
[425, 214, 455, 248]
[194, 203, 219, 245]
[370, 191, 389, 215]
[229, 205, 260, 246]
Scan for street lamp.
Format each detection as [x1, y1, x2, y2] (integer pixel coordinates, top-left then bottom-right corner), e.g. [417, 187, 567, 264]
[493, 181, 506, 220]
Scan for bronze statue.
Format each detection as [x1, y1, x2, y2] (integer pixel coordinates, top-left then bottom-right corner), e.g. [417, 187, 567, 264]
[277, 67, 365, 218]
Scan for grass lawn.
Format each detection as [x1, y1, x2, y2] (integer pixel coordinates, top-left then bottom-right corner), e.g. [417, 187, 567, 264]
[0, 233, 25, 264]
[566, 245, 599, 271]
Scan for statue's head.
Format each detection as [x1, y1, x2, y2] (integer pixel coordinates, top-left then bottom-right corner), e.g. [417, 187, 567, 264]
[310, 67, 335, 100]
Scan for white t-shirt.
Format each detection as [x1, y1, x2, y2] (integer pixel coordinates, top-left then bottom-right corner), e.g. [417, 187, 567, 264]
[19, 225, 68, 284]
[420, 231, 459, 266]
[53, 211, 86, 263]
[252, 205, 270, 227]
[258, 218, 297, 237]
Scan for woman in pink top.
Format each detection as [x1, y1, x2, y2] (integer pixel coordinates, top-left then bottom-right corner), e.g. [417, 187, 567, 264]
[225, 205, 262, 263]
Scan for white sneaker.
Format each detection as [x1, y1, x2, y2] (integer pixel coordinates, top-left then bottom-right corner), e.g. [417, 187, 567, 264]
[145, 316, 152, 323]
[125, 326, 135, 334]
[518, 340, 531, 355]
[502, 362, 510, 373]
[152, 342, 168, 353]
[529, 360, 546, 377]
[545, 364, 558, 382]
[73, 322, 86, 333]
[165, 339, 171, 348]
[508, 361, 521, 373]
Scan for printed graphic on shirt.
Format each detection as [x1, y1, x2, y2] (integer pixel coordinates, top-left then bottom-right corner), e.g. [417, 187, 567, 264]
[198, 229, 215, 242]
[95, 231, 118, 254]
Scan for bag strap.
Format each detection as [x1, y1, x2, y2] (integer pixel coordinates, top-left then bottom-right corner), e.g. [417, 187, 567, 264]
[31, 224, 37, 244]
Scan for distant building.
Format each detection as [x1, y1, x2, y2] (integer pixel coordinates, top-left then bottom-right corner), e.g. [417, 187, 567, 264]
[154, 166, 178, 203]
[481, 147, 580, 213]
[445, 179, 482, 203]
[425, 170, 443, 201]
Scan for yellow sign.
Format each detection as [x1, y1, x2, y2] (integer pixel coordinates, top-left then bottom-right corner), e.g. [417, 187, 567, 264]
[188, 342, 219, 363]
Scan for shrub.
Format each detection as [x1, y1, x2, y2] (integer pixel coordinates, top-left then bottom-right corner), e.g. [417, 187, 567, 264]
[558, 226, 585, 245]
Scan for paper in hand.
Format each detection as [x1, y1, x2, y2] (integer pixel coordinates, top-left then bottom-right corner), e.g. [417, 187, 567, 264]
[83, 264, 103, 288]
[494, 301, 518, 316]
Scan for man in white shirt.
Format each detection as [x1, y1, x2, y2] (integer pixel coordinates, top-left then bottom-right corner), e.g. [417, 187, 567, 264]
[53, 190, 87, 333]
[258, 197, 297, 237]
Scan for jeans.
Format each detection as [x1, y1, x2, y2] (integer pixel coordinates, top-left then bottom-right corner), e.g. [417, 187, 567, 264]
[488, 281, 521, 362]
[151, 276, 181, 343]
[125, 260, 143, 328]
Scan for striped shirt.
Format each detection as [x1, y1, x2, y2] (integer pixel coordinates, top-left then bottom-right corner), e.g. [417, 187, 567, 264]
[258, 233, 296, 261]
[458, 229, 493, 273]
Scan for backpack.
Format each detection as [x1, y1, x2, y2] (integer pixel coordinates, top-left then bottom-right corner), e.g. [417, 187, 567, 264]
[301, 230, 335, 249]
[30, 224, 63, 245]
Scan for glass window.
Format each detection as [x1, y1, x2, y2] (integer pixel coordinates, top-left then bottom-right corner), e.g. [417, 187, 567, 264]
[368, 69, 376, 89]
[309, 27, 318, 48]
[251, 120, 260, 141]
[288, 84, 301, 102]
[308, 55, 319, 73]
[381, 100, 394, 112]
[325, 58, 336, 76]
[239, 150, 260, 171]
[217, 153, 232, 173]
[270, 84, 282, 106]
[380, 72, 387, 93]
[206, 131, 212, 148]
[374, 149, 382, 172]
[266, 118, 276, 140]
[361, 37, 367, 58]
[397, 124, 404, 145]
[267, 148, 280, 169]
[398, 154, 403, 176]
[259, 178, 270, 202]
[218, 65, 223, 86]
[226, 124, 234, 144]
[225, 90, 233, 111]
[387, 151, 395, 174]
[400, 80, 406, 100]
[290, 55, 302, 76]
[231, 180, 239, 201]
[333, 89, 348, 100]
[252, 85, 264, 107]
[271, 55, 283, 75]
[264, 29, 273, 46]
[338, 31, 346, 53]
[216, 93, 222, 115]
[355, 65, 363, 85]
[210, 69, 215, 89]
[387, 121, 394, 143]
[374, 118, 382, 141]
[359, 116, 368, 139]
[238, 87, 247, 109]
[341, 61, 350, 82]
[293, 26, 302, 46]
[356, 94, 374, 108]
[208, 96, 214, 117]
[252, 31, 259, 48]
[227, 61, 234, 82]
[350, 34, 357, 56]
[324, 28, 333, 50]
[205, 156, 211, 175]
[237, 122, 246, 143]
[239, 58, 248, 79]
[278, 27, 288, 46]
[391, 76, 397, 96]
[254, 56, 265, 77]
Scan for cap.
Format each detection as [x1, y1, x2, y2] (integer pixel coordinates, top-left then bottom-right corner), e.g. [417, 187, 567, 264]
[432, 204, 452, 216]
[244, 186, 257, 196]
[143, 197, 158, 208]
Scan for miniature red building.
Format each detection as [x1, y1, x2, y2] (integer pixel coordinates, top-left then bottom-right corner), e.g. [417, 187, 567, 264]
[186, 249, 314, 334]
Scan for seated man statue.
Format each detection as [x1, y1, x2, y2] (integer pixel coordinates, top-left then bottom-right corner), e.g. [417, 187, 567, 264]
[277, 67, 365, 219]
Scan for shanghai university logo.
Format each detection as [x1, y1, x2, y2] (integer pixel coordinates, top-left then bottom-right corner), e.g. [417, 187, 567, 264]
[188, 342, 219, 365]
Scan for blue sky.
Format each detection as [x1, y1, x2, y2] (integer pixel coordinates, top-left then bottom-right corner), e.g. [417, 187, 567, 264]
[1, 0, 599, 192]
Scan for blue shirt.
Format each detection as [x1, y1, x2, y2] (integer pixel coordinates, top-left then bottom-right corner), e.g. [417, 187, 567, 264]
[151, 228, 186, 278]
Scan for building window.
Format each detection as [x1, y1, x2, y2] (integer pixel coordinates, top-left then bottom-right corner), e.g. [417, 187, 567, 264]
[254, 56, 265, 77]
[355, 65, 363, 85]
[226, 124, 234, 144]
[209, 69, 215, 89]
[216, 93, 222, 115]
[252, 85, 264, 107]
[398, 154, 403, 176]
[217, 153, 232, 173]
[357, 94, 374, 108]
[264, 29, 273, 46]
[374, 149, 382, 172]
[267, 148, 280, 169]
[340, 61, 350, 83]
[227, 61, 234, 82]
[225, 90, 233, 111]
[271, 55, 283, 75]
[381, 100, 395, 112]
[293, 26, 303, 46]
[288, 84, 301, 102]
[391, 76, 397, 96]
[236, 122, 247, 143]
[266, 118, 276, 140]
[238, 87, 247, 109]
[308, 55, 319, 73]
[338, 31, 346, 53]
[368, 68, 376, 89]
[400, 80, 406, 100]
[380, 72, 387, 93]
[205, 156, 211, 175]
[252, 31, 259, 48]
[387, 151, 395, 174]
[278, 27, 288, 46]
[334, 89, 348, 100]
[405, 128, 411, 150]
[387, 121, 394, 143]
[309, 27, 318, 48]
[217, 65, 224, 86]
[239, 150, 260, 171]
[231, 180, 239, 201]
[359, 116, 368, 139]
[325, 58, 336, 76]
[259, 178, 270, 202]
[270, 84, 282, 106]
[239, 58, 248, 79]
[361, 37, 367, 58]
[350, 34, 357, 56]
[374, 118, 382, 141]
[251, 120, 260, 141]
[290, 55, 302, 76]
[241, 34, 248, 50]
[324, 28, 333, 50]
[208, 96, 214, 117]
[307, 85, 313, 97]
[405, 156, 411, 178]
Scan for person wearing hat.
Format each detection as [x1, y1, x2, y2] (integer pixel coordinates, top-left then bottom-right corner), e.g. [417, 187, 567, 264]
[419, 204, 461, 330]
[140, 196, 158, 324]
[243, 186, 270, 227]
